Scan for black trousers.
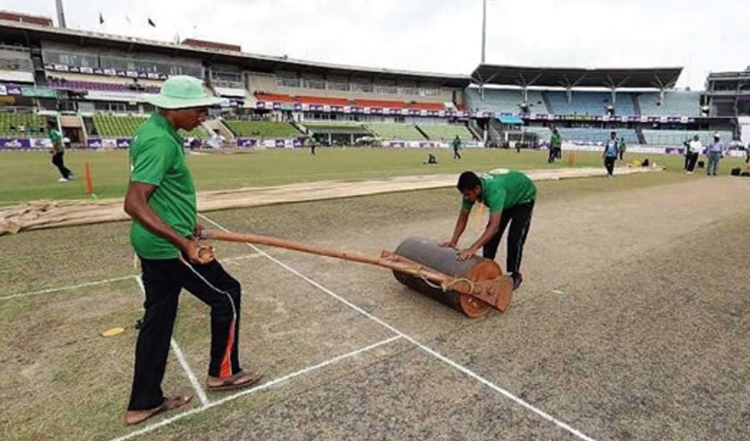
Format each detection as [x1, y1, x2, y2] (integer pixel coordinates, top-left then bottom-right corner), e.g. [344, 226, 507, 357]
[686, 152, 699, 172]
[51, 151, 72, 179]
[482, 201, 534, 275]
[618, 150, 625, 161]
[128, 254, 243, 411]
[604, 156, 616, 176]
[453, 148, 461, 159]
[547, 147, 556, 163]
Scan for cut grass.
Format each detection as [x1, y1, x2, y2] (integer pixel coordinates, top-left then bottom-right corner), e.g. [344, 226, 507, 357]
[1, 148, 738, 205]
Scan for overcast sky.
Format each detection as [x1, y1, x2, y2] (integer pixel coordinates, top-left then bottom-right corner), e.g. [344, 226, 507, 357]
[4, 0, 749, 89]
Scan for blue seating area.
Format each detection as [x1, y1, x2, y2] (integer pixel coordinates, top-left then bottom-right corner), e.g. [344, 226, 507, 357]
[638, 92, 701, 117]
[545, 92, 636, 116]
[465, 87, 547, 114]
[556, 128, 639, 145]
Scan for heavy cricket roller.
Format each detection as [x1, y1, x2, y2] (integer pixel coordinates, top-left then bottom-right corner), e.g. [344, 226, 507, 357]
[201, 230, 514, 318]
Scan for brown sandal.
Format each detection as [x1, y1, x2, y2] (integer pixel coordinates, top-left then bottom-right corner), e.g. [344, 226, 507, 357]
[206, 370, 263, 392]
[124, 395, 193, 426]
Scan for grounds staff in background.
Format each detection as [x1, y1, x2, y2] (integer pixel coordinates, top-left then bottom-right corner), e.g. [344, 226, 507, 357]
[441, 170, 537, 291]
[123, 76, 261, 426]
[685, 135, 701, 174]
[706, 132, 724, 176]
[48, 118, 73, 182]
[603, 131, 619, 178]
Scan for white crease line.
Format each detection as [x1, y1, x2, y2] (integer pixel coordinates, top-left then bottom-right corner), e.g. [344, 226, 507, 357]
[0, 275, 137, 301]
[109, 335, 401, 441]
[221, 253, 262, 263]
[199, 213, 598, 441]
[0, 254, 259, 302]
[170, 339, 210, 407]
[134, 276, 210, 408]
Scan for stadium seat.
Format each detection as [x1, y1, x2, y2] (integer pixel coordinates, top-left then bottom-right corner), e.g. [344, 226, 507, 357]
[465, 88, 547, 114]
[545, 92, 635, 116]
[365, 123, 425, 141]
[223, 120, 301, 138]
[638, 92, 701, 117]
[91, 115, 208, 138]
[0, 113, 47, 138]
[417, 124, 474, 141]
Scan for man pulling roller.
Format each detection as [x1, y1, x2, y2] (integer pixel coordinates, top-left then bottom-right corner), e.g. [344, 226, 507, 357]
[441, 170, 536, 291]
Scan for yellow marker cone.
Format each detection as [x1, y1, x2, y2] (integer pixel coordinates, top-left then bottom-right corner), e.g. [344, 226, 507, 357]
[102, 327, 125, 338]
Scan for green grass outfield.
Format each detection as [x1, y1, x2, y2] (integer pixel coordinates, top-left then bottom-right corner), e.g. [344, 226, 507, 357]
[1, 147, 744, 205]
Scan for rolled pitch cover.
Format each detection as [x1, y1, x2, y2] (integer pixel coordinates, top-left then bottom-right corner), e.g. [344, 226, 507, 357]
[392, 236, 502, 318]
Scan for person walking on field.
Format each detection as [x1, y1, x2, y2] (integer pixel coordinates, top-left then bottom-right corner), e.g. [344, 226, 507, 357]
[548, 128, 562, 163]
[123, 76, 262, 426]
[706, 132, 724, 176]
[441, 170, 536, 292]
[452, 135, 462, 159]
[48, 118, 72, 182]
[618, 137, 627, 161]
[603, 131, 619, 178]
[685, 134, 701, 174]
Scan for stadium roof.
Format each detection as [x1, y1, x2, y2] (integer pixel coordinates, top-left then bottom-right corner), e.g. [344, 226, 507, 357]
[0, 20, 471, 87]
[471, 64, 683, 89]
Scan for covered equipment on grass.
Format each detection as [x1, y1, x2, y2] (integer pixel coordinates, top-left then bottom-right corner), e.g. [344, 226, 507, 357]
[202, 230, 513, 318]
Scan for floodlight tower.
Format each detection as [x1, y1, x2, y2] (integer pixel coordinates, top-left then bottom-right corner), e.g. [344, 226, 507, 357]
[55, 0, 67, 28]
[481, 0, 487, 63]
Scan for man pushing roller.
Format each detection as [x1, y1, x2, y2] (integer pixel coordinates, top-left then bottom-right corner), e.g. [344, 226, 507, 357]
[441, 170, 536, 291]
[123, 76, 261, 426]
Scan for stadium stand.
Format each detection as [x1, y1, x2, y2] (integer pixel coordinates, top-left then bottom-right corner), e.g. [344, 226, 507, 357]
[641, 130, 733, 146]
[545, 92, 636, 116]
[48, 78, 160, 93]
[303, 121, 371, 134]
[638, 92, 701, 117]
[418, 124, 474, 141]
[556, 127, 639, 144]
[465, 88, 547, 114]
[0, 44, 34, 83]
[223, 120, 301, 138]
[92, 115, 207, 138]
[522, 126, 552, 139]
[0, 112, 47, 137]
[365, 123, 426, 140]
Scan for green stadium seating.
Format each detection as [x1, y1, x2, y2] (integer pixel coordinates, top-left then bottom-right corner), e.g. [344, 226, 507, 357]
[418, 124, 474, 141]
[365, 123, 425, 141]
[91, 115, 208, 139]
[224, 120, 301, 138]
[0, 113, 47, 138]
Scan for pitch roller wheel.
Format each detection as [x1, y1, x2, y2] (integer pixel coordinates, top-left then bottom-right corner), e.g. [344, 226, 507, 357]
[391, 237, 502, 318]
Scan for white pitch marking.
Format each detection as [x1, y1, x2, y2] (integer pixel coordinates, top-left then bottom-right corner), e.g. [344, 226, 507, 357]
[109, 335, 401, 441]
[0, 275, 137, 301]
[199, 214, 599, 441]
[134, 277, 210, 408]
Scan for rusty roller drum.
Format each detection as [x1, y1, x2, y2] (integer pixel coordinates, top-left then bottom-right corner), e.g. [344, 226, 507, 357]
[392, 236, 502, 318]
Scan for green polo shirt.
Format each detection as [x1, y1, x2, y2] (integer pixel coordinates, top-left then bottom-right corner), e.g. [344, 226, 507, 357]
[462, 170, 537, 214]
[49, 129, 63, 152]
[129, 113, 196, 260]
[550, 133, 562, 148]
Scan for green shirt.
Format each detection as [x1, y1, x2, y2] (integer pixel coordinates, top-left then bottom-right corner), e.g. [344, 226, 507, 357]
[550, 133, 562, 148]
[49, 129, 63, 152]
[462, 170, 537, 214]
[129, 113, 196, 260]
